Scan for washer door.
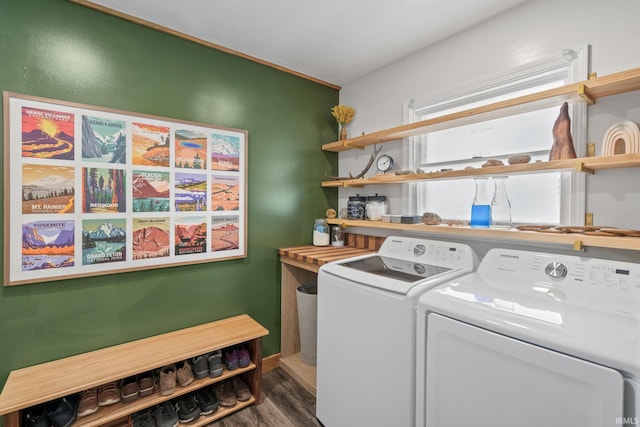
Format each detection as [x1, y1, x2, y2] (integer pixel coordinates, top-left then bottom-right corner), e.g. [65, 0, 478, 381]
[426, 313, 624, 427]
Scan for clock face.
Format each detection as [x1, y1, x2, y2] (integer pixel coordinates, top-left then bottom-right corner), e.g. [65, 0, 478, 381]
[377, 154, 394, 172]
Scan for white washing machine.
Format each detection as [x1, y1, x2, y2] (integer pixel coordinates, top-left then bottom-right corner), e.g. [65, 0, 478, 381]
[416, 248, 640, 427]
[316, 236, 477, 427]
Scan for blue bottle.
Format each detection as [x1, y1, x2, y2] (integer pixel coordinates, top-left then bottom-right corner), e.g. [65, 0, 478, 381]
[470, 178, 491, 227]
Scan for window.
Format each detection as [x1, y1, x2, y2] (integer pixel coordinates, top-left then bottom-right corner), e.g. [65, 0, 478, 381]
[404, 47, 589, 225]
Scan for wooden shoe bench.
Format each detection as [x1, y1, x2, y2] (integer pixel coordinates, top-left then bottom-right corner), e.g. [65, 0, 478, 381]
[0, 314, 269, 427]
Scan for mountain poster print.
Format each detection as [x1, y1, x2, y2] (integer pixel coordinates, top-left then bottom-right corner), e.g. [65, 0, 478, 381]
[22, 219, 75, 271]
[82, 115, 127, 164]
[132, 170, 170, 212]
[22, 107, 74, 160]
[132, 217, 170, 260]
[210, 133, 240, 171]
[22, 164, 75, 214]
[82, 219, 126, 265]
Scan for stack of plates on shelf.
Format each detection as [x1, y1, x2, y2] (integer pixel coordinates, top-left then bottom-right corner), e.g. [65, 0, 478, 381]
[602, 120, 640, 155]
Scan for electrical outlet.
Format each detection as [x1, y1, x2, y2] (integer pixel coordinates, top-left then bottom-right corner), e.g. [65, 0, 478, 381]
[587, 143, 595, 157]
[585, 212, 593, 226]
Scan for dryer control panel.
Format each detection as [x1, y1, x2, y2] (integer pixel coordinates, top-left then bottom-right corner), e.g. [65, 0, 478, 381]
[479, 249, 640, 294]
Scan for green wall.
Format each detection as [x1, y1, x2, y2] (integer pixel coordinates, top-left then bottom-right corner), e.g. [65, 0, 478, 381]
[0, 0, 338, 395]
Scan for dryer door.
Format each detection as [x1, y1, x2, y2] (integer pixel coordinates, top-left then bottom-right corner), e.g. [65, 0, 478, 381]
[426, 313, 624, 427]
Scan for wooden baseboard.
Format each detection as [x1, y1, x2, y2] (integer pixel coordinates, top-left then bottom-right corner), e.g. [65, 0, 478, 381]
[262, 353, 280, 372]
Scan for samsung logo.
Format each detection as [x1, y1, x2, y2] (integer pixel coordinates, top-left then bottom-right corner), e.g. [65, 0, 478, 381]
[500, 254, 519, 259]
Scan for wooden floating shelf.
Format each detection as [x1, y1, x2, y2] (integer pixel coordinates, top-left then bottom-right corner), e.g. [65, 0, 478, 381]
[322, 67, 640, 152]
[327, 219, 640, 252]
[322, 153, 640, 187]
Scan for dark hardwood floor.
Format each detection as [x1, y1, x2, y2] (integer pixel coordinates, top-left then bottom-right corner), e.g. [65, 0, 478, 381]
[209, 368, 322, 426]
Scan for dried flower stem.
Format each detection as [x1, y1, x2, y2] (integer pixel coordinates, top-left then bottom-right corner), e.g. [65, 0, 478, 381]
[331, 104, 356, 126]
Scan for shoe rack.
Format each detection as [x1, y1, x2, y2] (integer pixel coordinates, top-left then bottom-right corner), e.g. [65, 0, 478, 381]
[0, 314, 268, 427]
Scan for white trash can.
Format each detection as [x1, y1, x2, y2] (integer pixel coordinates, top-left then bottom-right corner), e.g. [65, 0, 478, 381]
[296, 282, 317, 366]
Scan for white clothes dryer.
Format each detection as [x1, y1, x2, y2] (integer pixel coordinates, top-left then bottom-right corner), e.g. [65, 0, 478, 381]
[416, 248, 640, 427]
[316, 236, 477, 427]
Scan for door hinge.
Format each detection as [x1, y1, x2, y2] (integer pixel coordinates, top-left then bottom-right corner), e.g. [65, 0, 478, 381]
[587, 143, 595, 157]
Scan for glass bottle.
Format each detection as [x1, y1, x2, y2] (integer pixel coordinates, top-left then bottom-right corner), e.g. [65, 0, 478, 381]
[470, 178, 491, 227]
[491, 176, 512, 228]
[312, 218, 330, 246]
[330, 225, 345, 247]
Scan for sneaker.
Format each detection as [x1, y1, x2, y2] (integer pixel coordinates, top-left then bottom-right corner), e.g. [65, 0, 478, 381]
[176, 361, 194, 387]
[213, 381, 237, 408]
[223, 347, 239, 371]
[189, 354, 209, 380]
[207, 351, 223, 378]
[153, 402, 178, 427]
[194, 387, 218, 415]
[237, 346, 250, 368]
[24, 404, 49, 427]
[77, 387, 99, 417]
[45, 395, 79, 427]
[173, 394, 200, 424]
[159, 365, 177, 396]
[120, 376, 139, 403]
[138, 371, 156, 397]
[131, 408, 156, 427]
[231, 377, 251, 402]
[98, 382, 120, 406]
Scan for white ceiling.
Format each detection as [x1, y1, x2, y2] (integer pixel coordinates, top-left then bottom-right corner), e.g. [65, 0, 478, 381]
[85, 0, 529, 87]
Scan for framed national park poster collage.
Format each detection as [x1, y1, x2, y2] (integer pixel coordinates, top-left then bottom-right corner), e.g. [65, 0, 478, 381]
[3, 92, 247, 286]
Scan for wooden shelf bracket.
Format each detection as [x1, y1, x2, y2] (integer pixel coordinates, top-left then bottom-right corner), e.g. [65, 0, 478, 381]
[343, 140, 365, 150]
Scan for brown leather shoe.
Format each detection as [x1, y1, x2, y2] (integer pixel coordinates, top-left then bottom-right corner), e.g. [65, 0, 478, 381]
[137, 371, 156, 397]
[176, 361, 194, 387]
[98, 382, 120, 406]
[159, 364, 176, 396]
[213, 381, 237, 407]
[120, 376, 139, 403]
[231, 377, 251, 402]
[77, 387, 98, 417]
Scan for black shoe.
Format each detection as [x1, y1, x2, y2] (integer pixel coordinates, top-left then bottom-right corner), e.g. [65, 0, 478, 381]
[24, 404, 49, 427]
[189, 354, 209, 380]
[153, 402, 178, 427]
[195, 387, 219, 415]
[173, 394, 201, 424]
[131, 408, 156, 427]
[45, 395, 79, 427]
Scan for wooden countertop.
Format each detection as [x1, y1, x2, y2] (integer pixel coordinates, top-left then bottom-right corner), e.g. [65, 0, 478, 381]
[278, 245, 375, 272]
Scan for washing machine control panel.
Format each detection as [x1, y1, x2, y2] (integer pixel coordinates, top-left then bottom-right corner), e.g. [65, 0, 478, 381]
[378, 237, 475, 270]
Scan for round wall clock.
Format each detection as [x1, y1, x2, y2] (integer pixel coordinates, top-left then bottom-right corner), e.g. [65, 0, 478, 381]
[376, 154, 394, 173]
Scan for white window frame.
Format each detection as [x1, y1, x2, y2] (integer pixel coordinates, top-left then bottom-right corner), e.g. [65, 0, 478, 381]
[402, 46, 589, 225]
